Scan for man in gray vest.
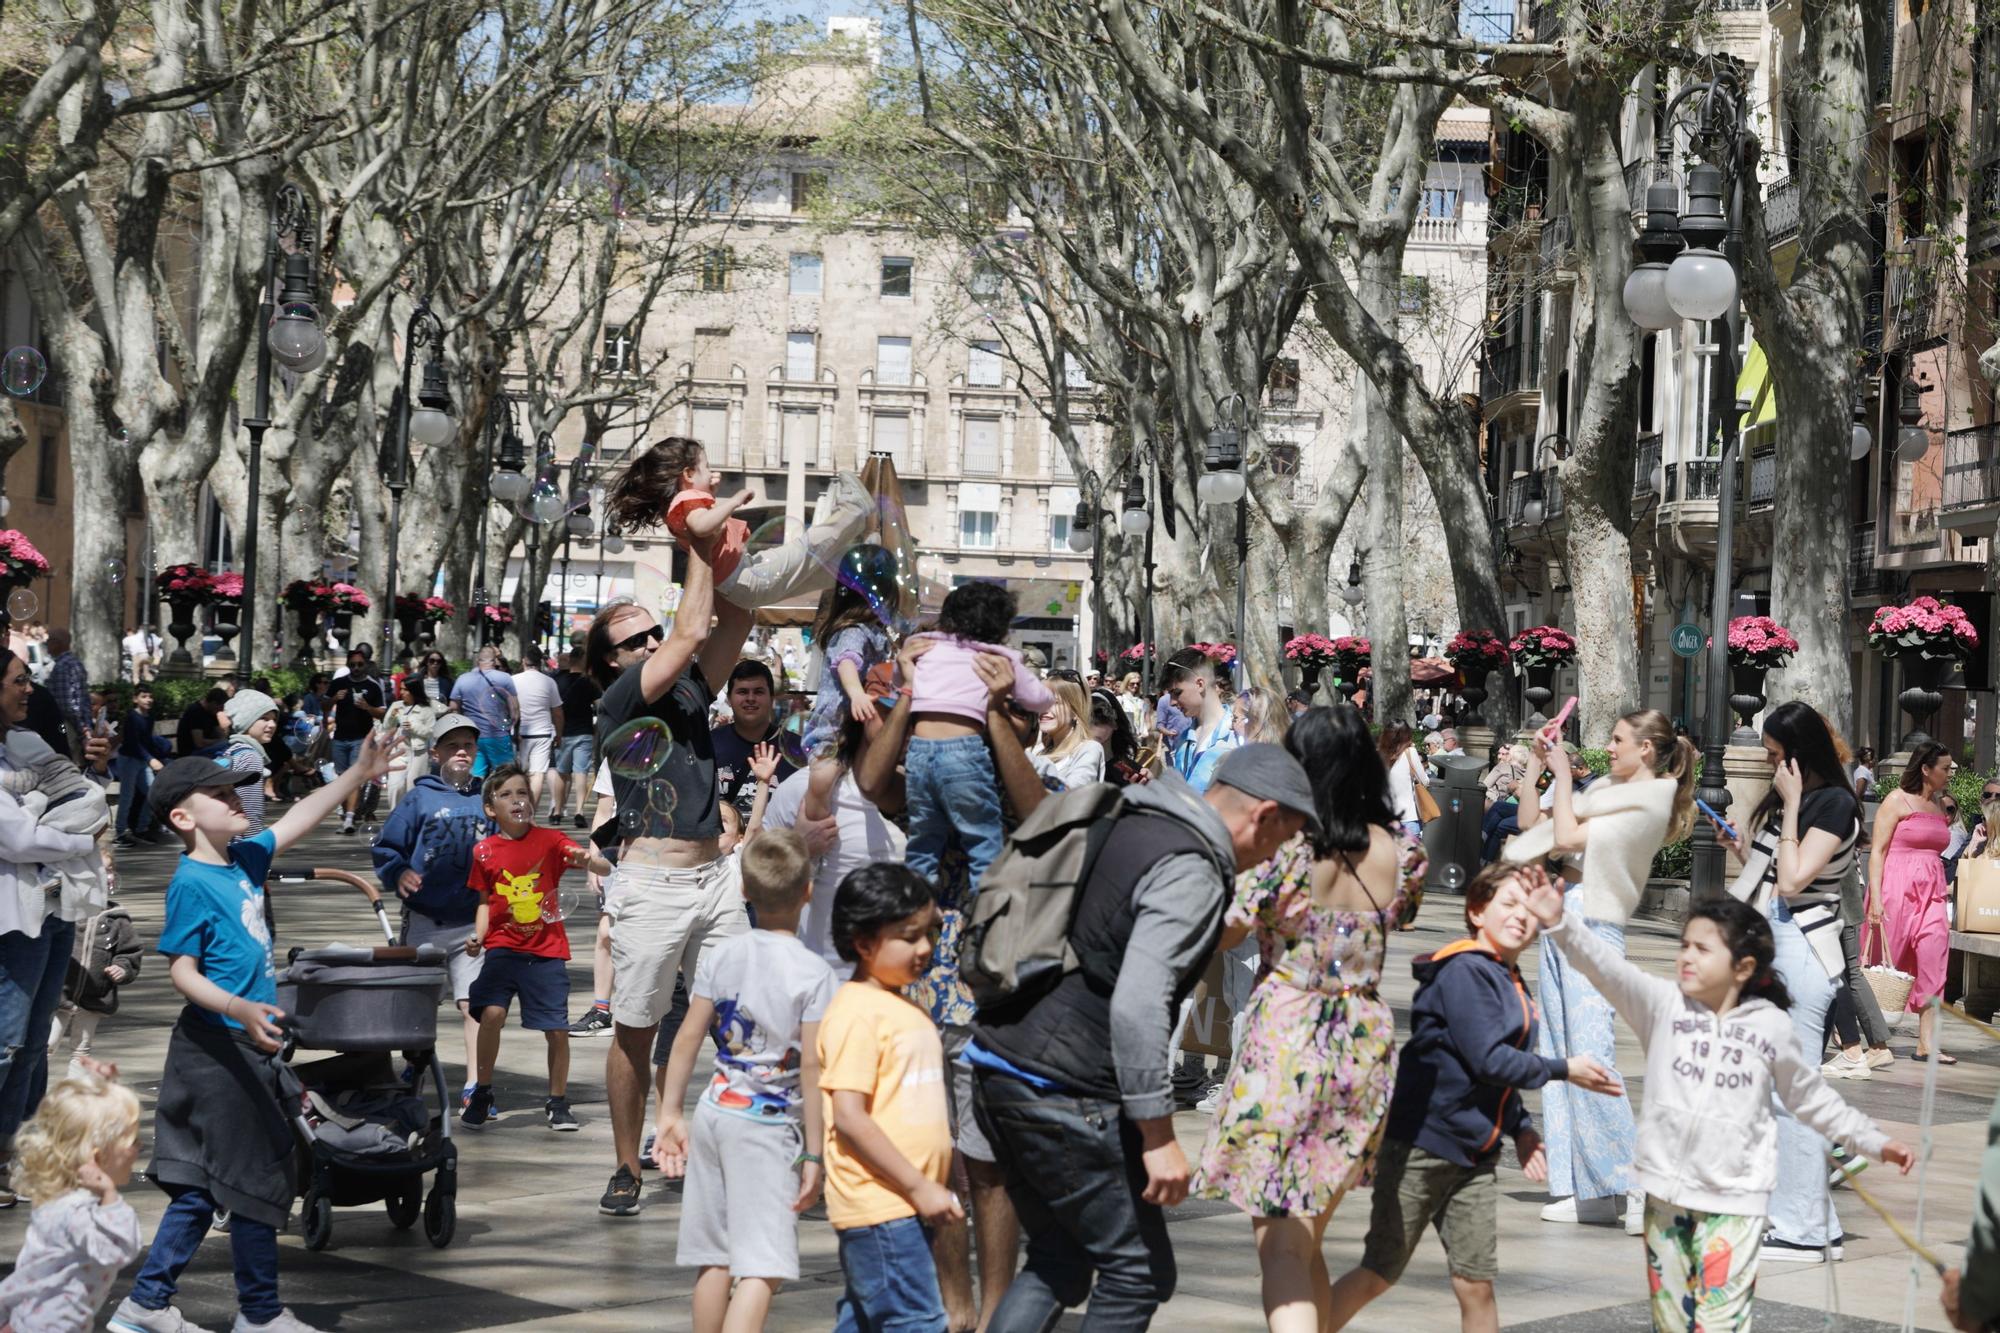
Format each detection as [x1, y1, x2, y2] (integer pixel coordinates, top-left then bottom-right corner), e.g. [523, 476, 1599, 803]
[966, 744, 1319, 1331]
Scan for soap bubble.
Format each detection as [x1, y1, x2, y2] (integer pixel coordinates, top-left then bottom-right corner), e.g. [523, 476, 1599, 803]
[744, 514, 796, 559]
[603, 717, 675, 780]
[617, 806, 645, 838]
[2, 348, 46, 396]
[103, 558, 125, 586]
[6, 588, 37, 621]
[541, 883, 590, 925]
[518, 477, 567, 525]
[776, 709, 812, 766]
[646, 778, 679, 824]
[1437, 862, 1468, 891]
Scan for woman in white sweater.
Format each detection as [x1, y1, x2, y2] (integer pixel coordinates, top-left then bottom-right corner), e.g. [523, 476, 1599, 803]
[1504, 707, 1694, 1232]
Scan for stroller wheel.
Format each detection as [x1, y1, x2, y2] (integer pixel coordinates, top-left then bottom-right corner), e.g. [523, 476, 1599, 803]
[386, 1190, 420, 1230]
[302, 1192, 334, 1251]
[423, 1186, 455, 1248]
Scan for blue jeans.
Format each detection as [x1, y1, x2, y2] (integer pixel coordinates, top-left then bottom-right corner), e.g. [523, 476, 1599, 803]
[833, 1215, 947, 1333]
[474, 735, 515, 778]
[331, 738, 364, 773]
[904, 736, 1005, 890]
[975, 1070, 1176, 1331]
[128, 1184, 281, 1321]
[112, 755, 153, 836]
[1767, 904, 1841, 1246]
[0, 919, 76, 1144]
[1536, 896, 1636, 1202]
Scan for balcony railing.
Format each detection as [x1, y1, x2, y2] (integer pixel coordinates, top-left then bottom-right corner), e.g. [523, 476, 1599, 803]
[1850, 522, 1883, 598]
[1663, 459, 1723, 503]
[1623, 159, 1652, 212]
[1944, 424, 2000, 509]
[1483, 343, 1540, 402]
[1765, 178, 1800, 241]
[1635, 433, 1662, 497]
[1410, 213, 1465, 246]
[1973, 159, 2000, 254]
[1886, 250, 1947, 344]
[1538, 213, 1573, 270]
[1504, 469, 1565, 526]
[1747, 449, 1776, 506]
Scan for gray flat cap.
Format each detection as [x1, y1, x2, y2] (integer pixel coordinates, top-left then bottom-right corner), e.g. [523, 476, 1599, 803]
[1212, 743, 1321, 834]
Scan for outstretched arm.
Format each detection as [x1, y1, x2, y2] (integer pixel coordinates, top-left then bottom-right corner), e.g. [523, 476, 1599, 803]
[270, 731, 404, 855]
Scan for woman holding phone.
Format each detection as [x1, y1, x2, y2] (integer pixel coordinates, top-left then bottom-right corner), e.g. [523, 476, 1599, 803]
[1503, 708, 1694, 1234]
[1715, 700, 1866, 1260]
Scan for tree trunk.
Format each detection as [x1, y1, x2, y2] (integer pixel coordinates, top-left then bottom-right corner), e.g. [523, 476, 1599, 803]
[1355, 249, 1411, 724]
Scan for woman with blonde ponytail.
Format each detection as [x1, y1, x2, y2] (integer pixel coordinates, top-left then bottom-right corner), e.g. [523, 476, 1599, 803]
[1503, 708, 1689, 1234]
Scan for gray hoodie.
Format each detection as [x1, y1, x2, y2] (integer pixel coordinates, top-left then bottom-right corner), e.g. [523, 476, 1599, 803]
[1106, 770, 1237, 1121]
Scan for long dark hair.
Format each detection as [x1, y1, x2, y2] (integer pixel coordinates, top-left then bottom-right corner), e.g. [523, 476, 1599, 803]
[1089, 687, 1138, 774]
[1752, 701, 1858, 829]
[1686, 898, 1792, 1010]
[604, 436, 705, 536]
[1899, 741, 1952, 795]
[1286, 704, 1396, 859]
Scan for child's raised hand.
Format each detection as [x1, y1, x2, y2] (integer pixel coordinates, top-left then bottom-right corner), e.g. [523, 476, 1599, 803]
[1565, 1056, 1625, 1096]
[356, 729, 407, 781]
[793, 1159, 824, 1213]
[1515, 1129, 1547, 1183]
[1520, 865, 1566, 928]
[912, 1180, 964, 1226]
[1880, 1139, 1918, 1174]
[748, 743, 780, 783]
[652, 1118, 690, 1177]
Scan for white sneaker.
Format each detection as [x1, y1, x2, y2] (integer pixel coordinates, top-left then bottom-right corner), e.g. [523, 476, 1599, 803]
[1865, 1046, 1896, 1071]
[231, 1310, 325, 1333]
[1821, 1051, 1872, 1080]
[1540, 1196, 1577, 1222]
[108, 1299, 218, 1333]
[1194, 1083, 1226, 1115]
[1762, 1234, 1843, 1263]
[1625, 1190, 1645, 1236]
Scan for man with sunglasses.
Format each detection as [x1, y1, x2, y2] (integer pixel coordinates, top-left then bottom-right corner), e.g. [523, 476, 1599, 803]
[583, 536, 752, 1218]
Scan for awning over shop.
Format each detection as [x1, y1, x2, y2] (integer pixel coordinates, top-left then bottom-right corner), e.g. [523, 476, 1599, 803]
[1737, 339, 1777, 435]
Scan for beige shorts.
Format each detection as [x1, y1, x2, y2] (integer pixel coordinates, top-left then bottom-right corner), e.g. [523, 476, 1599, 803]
[1360, 1138, 1499, 1283]
[403, 912, 483, 1004]
[605, 857, 746, 1029]
[517, 734, 555, 774]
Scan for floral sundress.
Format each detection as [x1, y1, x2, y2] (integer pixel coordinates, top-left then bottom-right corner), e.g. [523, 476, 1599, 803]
[1191, 832, 1425, 1217]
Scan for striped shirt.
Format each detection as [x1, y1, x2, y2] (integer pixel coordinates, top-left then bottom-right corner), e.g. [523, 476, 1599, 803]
[1743, 786, 1858, 977]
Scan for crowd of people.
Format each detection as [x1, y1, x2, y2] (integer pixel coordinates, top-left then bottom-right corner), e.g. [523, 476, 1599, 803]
[0, 435, 1988, 1332]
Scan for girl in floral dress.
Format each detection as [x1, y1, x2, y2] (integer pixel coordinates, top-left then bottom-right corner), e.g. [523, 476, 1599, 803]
[1193, 704, 1424, 1332]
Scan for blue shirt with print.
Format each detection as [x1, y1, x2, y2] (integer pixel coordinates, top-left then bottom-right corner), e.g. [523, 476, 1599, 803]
[157, 829, 279, 1030]
[1170, 719, 1240, 794]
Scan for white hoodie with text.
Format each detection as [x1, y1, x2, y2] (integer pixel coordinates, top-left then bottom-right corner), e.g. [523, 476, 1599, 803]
[1543, 914, 1889, 1216]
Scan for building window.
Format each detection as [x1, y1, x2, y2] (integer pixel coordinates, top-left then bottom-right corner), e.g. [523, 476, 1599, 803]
[1420, 186, 1460, 217]
[1268, 442, 1301, 495]
[1062, 355, 1090, 389]
[693, 327, 730, 380]
[1050, 430, 1076, 479]
[602, 323, 634, 375]
[959, 510, 997, 548]
[786, 332, 817, 383]
[790, 171, 826, 212]
[702, 181, 731, 213]
[968, 340, 1003, 388]
[970, 259, 1004, 299]
[963, 415, 1001, 475]
[781, 407, 818, 466]
[871, 412, 910, 468]
[1048, 512, 1070, 551]
[876, 336, 912, 386]
[881, 256, 913, 298]
[789, 253, 822, 296]
[1267, 357, 1300, 407]
[691, 403, 728, 456]
[1399, 276, 1431, 314]
[700, 247, 733, 292]
[33, 431, 57, 503]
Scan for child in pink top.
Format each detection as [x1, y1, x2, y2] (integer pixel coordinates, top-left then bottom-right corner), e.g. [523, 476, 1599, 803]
[605, 437, 872, 611]
[901, 582, 1054, 892]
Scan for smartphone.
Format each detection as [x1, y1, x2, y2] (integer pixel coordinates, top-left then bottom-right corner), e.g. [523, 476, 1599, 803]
[1538, 695, 1578, 746]
[1695, 798, 1737, 841]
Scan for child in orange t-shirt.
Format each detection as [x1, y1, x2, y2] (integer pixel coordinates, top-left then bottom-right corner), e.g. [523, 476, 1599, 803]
[602, 437, 873, 612]
[462, 764, 610, 1132]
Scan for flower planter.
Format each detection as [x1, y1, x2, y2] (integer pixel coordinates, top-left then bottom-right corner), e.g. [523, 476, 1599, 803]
[1896, 654, 1955, 750]
[211, 612, 240, 665]
[1456, 683, 1488, 726]
[395, 611, 424, 660]
[164, 596, 201, 673]
[1298, 664, 1323, 698]
[1522, 662, 1555, 727]
[1728, 663, 1766, 738]
[293, 606, 324, 667]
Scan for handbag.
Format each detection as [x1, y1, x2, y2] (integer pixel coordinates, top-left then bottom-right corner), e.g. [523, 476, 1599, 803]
[1860, 920, 1914, 1016]
[1411, 753, 1441, 825]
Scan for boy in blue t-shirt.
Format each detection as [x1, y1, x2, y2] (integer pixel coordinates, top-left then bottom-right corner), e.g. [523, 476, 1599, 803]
[108, 734, 403, 1333]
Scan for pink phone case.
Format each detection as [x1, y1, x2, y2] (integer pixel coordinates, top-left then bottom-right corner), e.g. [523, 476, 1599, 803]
[1539, 695, 1577, 746]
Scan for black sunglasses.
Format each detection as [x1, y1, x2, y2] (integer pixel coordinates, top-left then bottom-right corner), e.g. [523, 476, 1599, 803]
[616, 625, 665, 652]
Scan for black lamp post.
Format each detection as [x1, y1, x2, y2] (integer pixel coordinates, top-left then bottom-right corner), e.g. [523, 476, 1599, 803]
[1067, 472, 1103, 669]
[379, 300, 452, 670]
[1200, 393, 1250, 682]
[239, 183, 326, 675]
[559, 456, 594, 657]
[473, 410, 530, 647]
[1620, 72, 1750, 899]
[1118, 450, 1156, 694]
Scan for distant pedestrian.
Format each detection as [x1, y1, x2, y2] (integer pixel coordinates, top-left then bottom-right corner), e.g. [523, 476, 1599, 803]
[511, 648, 563, 814]
[451, 646, 519, 778]
[112, 686, 171, 847]
[549, 650, 598, 830]
[44, 630, 88, 756]
[327, 650, 386, 834]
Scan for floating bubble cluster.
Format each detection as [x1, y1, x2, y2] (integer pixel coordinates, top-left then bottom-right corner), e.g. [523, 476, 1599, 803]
[104, 558, 125, 586]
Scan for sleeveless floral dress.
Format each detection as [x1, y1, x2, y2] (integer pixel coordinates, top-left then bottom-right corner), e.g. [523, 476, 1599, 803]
[1192, 833, 1426, 1217]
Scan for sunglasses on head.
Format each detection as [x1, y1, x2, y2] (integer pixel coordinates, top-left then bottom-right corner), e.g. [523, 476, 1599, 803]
[616, 625, 665, 652]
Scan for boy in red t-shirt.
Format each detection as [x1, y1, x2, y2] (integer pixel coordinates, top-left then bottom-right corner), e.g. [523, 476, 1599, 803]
[462, 764, 610, 1131]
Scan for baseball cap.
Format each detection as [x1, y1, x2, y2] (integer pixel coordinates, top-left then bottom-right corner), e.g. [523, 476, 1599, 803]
[149, 755, 245, 819]
[1212, 743, 1322, 835]
[433, 716, 480, 745]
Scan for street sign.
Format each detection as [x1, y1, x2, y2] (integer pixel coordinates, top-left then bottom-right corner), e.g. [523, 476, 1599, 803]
[1671, 623, 1704, 658]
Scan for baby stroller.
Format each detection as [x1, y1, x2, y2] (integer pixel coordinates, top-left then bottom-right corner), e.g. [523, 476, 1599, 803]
[270, 867, 459, 1250]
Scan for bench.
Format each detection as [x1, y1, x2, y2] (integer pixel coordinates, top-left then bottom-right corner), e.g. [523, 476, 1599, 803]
[1949, 930, 2000, 1021]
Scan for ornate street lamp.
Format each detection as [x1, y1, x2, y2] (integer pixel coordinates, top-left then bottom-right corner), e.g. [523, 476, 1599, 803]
[1519, 433, 1568, 527]
[240, 182, 325, 673]
[1851, 389, 1875, 462]
[1118, 447, 1159, 691]
[1896, 374, 1931, 462]
[379, 298, 452, 667]
[1341, 557, 1364, 607]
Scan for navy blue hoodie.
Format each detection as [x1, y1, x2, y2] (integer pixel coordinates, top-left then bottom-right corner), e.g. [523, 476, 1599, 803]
[371, 774, 491, 926]
[1383, 939, 1569, 1168]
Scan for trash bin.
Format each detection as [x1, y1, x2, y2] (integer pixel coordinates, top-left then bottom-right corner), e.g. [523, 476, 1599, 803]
[1423, 753, 1488, 893]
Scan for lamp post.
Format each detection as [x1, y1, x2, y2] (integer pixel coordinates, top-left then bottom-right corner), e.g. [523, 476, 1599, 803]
[379, 299, 452, 670]
[239, 183, 326, 675]
[473, 408, 530, 647]
[1519, 433, 1569, 527]
[1620, 71, 1749, 899]
[1118, 449, 1156, 694]
[1067, 474, 1104, 671]
[1199, 393, 1251, 683]
[559, 456, 594, 657]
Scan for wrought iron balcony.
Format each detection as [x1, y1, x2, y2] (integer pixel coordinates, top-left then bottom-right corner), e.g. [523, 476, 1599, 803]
[1504, 469, 1564, 527]
[1538, 214, 1572, 271]
[1634, 434, 1662, 497]
[1940, 424, 2000, 537]
[1849, 522, 1882, 599]
[1765, 178, 1800, 242]
[1747, 449, 1776, 507]
[1663, 459, 1722, 503]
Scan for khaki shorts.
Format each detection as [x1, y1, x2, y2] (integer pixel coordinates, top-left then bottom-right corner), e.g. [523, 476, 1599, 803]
[605, 858, 746, 1029]
[1360, 1138, 1499, 1283]
[403, 913, 483, 1004]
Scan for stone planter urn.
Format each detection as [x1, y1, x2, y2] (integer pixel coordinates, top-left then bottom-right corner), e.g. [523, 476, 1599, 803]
[1522, 662, 1556, 728]
[1728, 663, 1767, 740]
[1896, 654, 1954, 749]
[292, 606, 324, 668]
[211, 603, 241, 664]
[164, 597, 202, 673]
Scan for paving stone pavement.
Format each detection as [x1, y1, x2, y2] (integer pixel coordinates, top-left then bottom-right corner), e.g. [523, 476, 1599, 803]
[2, 811, 1991, 1330]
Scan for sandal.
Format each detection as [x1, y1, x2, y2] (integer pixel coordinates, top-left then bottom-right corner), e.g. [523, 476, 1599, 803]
[1913, 1050, 1958, 1064]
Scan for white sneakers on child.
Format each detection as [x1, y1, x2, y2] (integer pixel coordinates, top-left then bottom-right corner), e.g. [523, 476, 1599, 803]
[1539, 1191, 1644, 1234]
[108, 1299, 216, 1333]
[1821, 1050, 1873, 1080]
[231, 1311, 326, 1332]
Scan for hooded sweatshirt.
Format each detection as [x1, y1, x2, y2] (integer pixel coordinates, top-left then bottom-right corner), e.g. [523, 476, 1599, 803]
[370, 773, 491, 926]
[1383, 939, 1568, 1168]
[1543, 913, 1888, 1216]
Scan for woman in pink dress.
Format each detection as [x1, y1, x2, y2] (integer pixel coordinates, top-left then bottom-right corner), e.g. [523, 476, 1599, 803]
[1866, 741, 1956, 1062]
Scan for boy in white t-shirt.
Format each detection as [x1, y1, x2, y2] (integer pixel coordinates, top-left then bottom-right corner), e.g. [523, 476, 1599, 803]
[653, 829, 835, 1331]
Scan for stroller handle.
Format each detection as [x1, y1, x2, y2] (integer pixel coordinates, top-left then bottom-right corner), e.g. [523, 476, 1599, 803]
[269, 867, 398, 945]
